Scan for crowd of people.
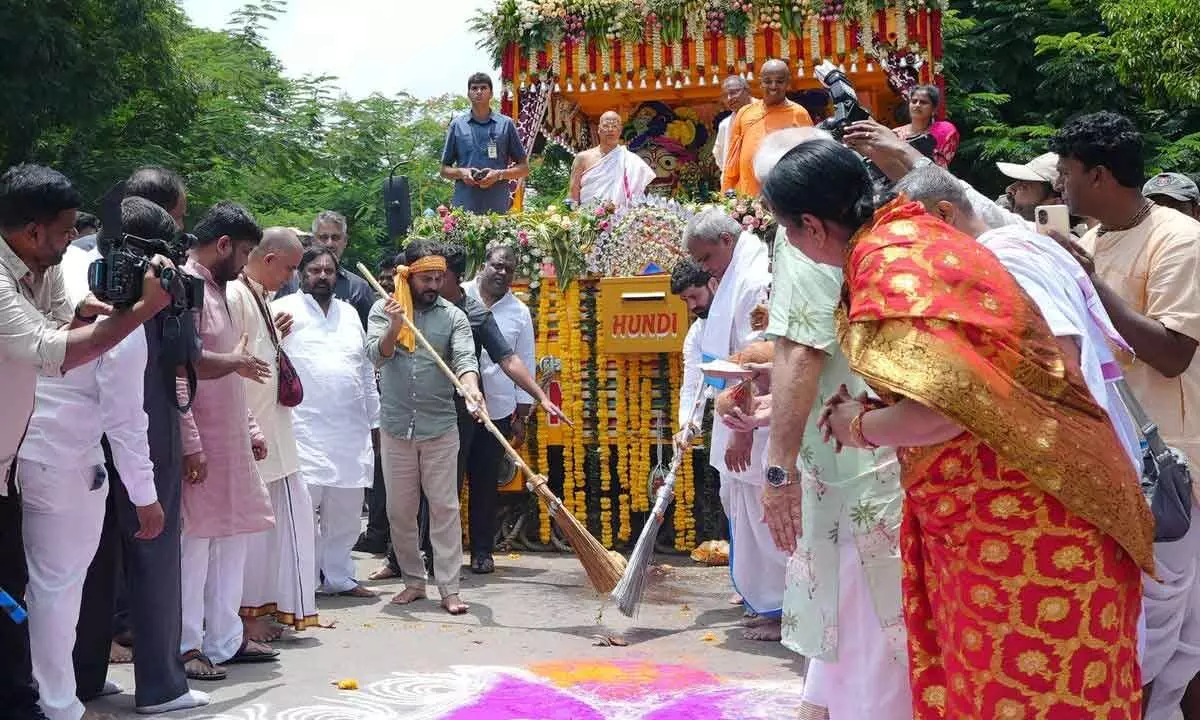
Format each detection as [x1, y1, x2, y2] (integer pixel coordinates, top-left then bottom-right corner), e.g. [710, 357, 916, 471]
[2, 62, 1200, 720]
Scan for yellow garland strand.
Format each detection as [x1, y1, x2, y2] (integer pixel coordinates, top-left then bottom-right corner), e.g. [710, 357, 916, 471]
[615, 355, 630, 541]
[535, 284, 553, 544]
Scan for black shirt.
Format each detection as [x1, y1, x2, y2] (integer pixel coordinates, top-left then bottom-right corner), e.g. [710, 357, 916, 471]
[278, 265, 375, 329]
[454, 290, 514, 363]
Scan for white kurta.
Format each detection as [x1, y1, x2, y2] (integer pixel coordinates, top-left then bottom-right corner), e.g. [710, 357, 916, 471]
[273, 294, 380, 490]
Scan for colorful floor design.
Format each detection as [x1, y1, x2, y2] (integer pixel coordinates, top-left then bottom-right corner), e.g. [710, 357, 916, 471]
[194, 660, 806, 719]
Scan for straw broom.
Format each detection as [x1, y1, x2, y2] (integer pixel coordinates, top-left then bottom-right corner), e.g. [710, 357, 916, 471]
[357, 263, 627, 594]
[611, 385, 713, 617]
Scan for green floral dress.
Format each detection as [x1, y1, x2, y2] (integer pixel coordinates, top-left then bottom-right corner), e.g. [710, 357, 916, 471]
[766, 238, 906, 663]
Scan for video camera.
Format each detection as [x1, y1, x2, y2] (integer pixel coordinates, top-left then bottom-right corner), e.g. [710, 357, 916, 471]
[813, 61, 936, 191]
[87, 182, 203, 316]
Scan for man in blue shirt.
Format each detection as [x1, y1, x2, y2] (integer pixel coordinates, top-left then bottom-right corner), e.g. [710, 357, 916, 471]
[440, 73, 529, 214]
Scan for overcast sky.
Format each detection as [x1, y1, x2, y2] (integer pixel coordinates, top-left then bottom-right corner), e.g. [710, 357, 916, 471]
[179, 0, 498, 99]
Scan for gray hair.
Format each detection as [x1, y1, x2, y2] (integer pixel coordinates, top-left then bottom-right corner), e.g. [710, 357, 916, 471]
[722, 75, 749, 91]
[893, 166, 975, 216]
[753, 127, 833, 183]
[312, 210, 347, 235]
[685, 207, 742, 247]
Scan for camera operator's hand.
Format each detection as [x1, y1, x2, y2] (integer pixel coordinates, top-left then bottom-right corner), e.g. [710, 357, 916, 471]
[233, 333, 271, 383]
[273, 311, 294, 339]
[76, 293, 113, 321]
[133, 254, 176, 318]
[842, 120, 923, 182]
[183, 452, 207, 484]
[134, 501, 165, 540]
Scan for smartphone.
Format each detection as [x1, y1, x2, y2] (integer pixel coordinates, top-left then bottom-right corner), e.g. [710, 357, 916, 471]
[1035, 204, 1071, 238]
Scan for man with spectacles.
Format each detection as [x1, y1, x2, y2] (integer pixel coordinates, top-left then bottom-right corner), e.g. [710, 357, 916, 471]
[276, 211, 374, 329]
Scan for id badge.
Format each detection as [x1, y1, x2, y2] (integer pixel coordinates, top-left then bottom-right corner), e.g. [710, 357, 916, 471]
[487, 140, 498, 160]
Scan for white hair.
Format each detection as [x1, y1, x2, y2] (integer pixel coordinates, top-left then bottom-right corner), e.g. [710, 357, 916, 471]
[753, 127, 834, 183]
[684, 207, 742, 247]
[312, 210, 347, 235]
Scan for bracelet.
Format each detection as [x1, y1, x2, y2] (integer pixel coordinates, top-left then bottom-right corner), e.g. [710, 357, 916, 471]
[849, 409, 878, 450]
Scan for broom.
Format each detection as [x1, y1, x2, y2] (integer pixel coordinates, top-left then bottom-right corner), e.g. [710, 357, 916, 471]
[611, 385, 714, 617]
[357, 262, 627, 594]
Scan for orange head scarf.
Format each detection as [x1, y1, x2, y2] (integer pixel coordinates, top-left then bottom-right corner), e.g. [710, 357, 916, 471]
[391, 255, 447, 352]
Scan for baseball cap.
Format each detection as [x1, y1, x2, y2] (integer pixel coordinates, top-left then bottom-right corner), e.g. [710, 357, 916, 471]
[1143, 172, 1199, 203]
[996, 152, 1060, 184]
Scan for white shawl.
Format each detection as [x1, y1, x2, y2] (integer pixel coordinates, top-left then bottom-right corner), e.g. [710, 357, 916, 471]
[579, 145, 656, 208]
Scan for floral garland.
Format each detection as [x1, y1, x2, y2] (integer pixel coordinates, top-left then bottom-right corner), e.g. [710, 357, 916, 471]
[535, 282, 555, 544]
[565, 282, 587, 527]
[614, 355, 631, 542]
[711, 191, 774, 243]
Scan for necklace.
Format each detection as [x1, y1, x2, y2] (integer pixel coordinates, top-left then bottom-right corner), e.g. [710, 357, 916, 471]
[1099, 198, 1154, 235]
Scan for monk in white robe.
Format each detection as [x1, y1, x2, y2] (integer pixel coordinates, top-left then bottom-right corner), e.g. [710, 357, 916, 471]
[570, 111, 656, 208]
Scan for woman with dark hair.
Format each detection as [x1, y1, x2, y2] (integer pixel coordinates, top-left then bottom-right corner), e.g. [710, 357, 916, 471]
[893, 84, 958, 168]
[761, 139, 1153, 719]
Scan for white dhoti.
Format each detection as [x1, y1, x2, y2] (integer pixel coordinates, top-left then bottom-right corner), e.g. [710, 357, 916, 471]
[181, 533, 248, 664]
[579, 145, 656, 208]
[20, 461, 108, 720]
[241, 474, 319, 630]
[1143, 504, 1200, 720]
[800, 529, 912, 720]
[719, 473, 786, 616]
[310, 485, 365, 593]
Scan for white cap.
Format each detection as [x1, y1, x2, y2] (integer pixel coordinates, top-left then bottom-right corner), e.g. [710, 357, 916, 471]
[996, 152, 1060, 184]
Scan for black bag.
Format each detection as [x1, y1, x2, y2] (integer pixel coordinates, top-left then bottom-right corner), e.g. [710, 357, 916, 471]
[1117, 379, 1193, 542]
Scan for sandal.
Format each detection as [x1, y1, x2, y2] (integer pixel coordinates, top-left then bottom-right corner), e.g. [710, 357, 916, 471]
[368, 564, 398, 581]
[181, 649, 227, 681]
[221, 638, 279, 665]
[470, 554, 495, 574]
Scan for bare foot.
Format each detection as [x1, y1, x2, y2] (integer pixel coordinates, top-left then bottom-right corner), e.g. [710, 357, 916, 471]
[369, 565, 399, 581]
[441, 593, 468, 615]
[389, 586, 426, 605]
[242, 616, 283, 643]
[337, 583, 377, 598]
[728, 592, 744, 605]
[109, 639, 133, 664]
[742, 619, 782, 641]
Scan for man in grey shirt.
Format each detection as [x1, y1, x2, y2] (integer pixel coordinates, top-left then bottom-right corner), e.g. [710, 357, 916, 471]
[440, 72, 530, 214]
[367, 239, 482, 616]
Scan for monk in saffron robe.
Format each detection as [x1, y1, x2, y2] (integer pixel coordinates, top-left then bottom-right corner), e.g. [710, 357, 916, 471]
[721, 59, 812, 197]
[762, 139, 1154, 719]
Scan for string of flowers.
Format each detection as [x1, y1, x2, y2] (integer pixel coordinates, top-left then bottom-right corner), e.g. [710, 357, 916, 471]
[535, 280, 555, 543]
[565, 282, 588, 526]
[614, 355, 630, 541]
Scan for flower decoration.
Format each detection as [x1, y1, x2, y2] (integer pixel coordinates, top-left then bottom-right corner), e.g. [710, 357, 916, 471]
[586, 197, 694, 277]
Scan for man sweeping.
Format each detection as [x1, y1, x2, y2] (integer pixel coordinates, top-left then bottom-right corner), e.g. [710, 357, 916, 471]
[685, 208, 785, 640]
[367, 240, 483, 616]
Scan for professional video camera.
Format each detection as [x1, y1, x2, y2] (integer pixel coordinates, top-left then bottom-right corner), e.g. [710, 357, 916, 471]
[87, 183, 203, 316]
[813, 61, 936, 192]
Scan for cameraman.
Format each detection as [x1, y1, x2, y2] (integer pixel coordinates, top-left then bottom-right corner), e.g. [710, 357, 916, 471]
[0, 164, 170, 720]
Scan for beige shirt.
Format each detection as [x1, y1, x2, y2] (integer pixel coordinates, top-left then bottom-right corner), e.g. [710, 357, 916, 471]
[0, 233, 71, 469]
[1080, 205, 1200, 468]
[228, 274, 299, 483]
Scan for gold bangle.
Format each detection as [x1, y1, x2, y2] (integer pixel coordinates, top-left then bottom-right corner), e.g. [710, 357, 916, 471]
[849, 409, 878, 450]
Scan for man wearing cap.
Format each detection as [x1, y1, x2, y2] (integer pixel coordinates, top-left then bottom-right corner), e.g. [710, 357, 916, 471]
[1145, 172, 1200, 221]
[996, 152, 1063, 222]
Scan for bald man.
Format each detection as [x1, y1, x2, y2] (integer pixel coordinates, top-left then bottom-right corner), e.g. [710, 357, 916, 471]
[721, 59, 813, 197]
[226, 228, 322, 648]
[569, 110, 656, 208]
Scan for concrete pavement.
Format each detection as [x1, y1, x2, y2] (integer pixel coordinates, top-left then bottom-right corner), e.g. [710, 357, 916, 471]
[90, 552, 808, 718]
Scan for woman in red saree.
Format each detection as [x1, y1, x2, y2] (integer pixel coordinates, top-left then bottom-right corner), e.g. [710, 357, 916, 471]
[762, 139, 1154, 719]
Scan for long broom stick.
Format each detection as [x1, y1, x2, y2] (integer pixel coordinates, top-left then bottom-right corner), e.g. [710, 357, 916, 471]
[610, 384, 714, 617]
[357, 263, 626, 593]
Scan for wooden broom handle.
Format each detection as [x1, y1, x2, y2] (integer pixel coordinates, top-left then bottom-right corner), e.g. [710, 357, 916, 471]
[357, 262, 538, 481]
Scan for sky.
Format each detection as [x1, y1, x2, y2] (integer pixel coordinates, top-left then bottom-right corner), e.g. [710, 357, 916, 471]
[179, 0, 498, 99]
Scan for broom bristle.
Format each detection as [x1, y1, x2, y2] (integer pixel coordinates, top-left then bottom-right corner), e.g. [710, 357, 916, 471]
[610, 504, 666, 617]
[531, 482, 626, 593]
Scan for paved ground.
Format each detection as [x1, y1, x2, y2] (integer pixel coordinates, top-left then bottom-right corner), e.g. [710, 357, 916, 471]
[91, 552, 808, 719]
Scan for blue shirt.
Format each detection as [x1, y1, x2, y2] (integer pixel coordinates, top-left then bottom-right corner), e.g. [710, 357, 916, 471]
[441, 110, 526, 214]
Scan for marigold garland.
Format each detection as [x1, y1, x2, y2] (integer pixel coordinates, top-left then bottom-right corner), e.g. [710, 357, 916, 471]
[535, 282, 554, 544]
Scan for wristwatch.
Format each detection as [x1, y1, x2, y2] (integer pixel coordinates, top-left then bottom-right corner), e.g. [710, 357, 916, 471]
[73, 299, 97, 325]
[765, 465, 795, 488]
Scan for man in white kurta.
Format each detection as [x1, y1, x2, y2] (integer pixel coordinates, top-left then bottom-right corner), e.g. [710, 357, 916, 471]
[712, 75, 753, 171]
[227, 228, 321, 637]
[569, 111, 656, 208]
[273, 247, 380, 597]
[684, 208, 785, 638]
[19, 241, 164, 720]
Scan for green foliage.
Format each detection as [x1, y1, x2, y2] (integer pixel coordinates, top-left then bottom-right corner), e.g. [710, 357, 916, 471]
[946, 0, 1200, 195]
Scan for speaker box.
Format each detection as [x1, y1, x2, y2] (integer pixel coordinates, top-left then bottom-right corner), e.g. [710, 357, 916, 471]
[383, 175, 412, 242]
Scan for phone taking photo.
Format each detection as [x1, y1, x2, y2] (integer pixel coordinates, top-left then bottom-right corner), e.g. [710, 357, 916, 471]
[1035, 204, 1071, 238]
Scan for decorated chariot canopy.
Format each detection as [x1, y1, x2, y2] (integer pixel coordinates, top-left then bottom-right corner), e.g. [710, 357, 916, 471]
[473, 0, 947, 196]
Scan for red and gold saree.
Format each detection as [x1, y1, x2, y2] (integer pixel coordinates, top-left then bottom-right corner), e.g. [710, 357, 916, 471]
[838, 201, 1154, 719]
